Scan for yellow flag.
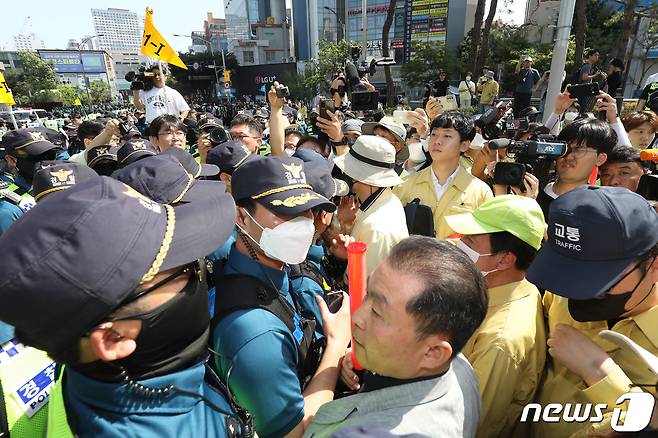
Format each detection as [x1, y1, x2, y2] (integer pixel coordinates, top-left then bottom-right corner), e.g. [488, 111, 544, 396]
[0, 72, 16, 106]
[73, 98, 82, 106]
[140, 8, 187, 70]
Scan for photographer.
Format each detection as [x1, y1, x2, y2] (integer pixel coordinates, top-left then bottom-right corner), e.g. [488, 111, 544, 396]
[131, 64, 190, 124]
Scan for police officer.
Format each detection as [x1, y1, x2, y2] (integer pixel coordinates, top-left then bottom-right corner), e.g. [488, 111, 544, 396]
[0, 128, 68, 235]
[116, 139, 158, 169]
[0, 176, 249, 437]
[289, 148, 351, 337]
[32, 160, 98, 203]
[211, 156, 352, 438]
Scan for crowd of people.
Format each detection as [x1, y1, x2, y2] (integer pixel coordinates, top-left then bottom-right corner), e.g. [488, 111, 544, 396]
[0, 54, 657, 438]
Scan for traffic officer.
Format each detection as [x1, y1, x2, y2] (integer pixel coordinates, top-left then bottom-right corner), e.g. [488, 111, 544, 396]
[0, 176, 249, 437]
[211, 156, 352, 438]
[0, 128, 67, 235]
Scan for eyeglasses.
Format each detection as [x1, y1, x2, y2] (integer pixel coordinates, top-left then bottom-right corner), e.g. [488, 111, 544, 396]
[158, 130, 186, 138]
[567, 145, 598, 158]
[232, 133, 260, 141]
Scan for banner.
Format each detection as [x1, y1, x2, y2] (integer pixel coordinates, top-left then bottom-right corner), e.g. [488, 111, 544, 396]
[0, 72, 16, 106]
[140, 7, 187, 70]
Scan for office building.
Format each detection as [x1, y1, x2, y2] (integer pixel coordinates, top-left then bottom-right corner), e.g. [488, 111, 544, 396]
[13, 33, 45, 51]
[205, 13, 229, 53]
[91, 8, 143, 53]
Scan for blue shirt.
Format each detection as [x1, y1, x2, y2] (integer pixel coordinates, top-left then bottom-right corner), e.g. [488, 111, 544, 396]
[211, 244, 305, 438]
[289, 244, 329, 338]
[0, 199, 22, 236]
[64, 362, 238, 438]
[207, 230, 238, 318]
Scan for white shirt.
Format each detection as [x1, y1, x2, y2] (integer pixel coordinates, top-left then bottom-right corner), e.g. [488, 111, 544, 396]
[430, 166, 460, 201]
[139, 86, 190, 123]
[543, 182, 559, 199]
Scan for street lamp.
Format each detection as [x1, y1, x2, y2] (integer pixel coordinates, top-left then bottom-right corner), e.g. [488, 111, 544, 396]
[173, 33, 226, 100]
[323, 6, 346, 43]
[78, 34, 104, 112]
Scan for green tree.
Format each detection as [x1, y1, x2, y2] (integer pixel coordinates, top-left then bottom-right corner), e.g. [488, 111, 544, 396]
[4, 51, 59, 103]
[400, 41, 463, 87]
[303, 38, 351, 93]
[90, 80, 111, 103]
[56, 85, 82, 106]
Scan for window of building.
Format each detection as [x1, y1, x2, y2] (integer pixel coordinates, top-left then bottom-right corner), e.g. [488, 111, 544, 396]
[244, 51, 254, 63]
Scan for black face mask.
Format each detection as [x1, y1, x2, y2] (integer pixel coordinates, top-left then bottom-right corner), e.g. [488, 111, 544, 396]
[73, 269, 210, 382]
[15, 151, 58, 184]
[568, 266, 654, 322]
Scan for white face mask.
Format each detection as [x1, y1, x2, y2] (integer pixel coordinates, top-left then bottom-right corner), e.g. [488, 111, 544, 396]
[564, 112, 578, 122]
[466, 76, 471, 81]
[239, 209, 315, 264]
[284, 148, 295, 157]
[408, 141, 426, 163]
[455, 239, 499, 276]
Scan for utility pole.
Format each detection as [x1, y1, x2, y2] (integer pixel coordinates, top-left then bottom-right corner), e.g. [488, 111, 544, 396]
[362, 0, 368, 63]
[543, 0, 576, 123]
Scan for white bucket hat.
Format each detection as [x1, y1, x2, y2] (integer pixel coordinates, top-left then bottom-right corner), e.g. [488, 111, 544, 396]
[333, 135, 404, 187]
[362, 116, 409, 162]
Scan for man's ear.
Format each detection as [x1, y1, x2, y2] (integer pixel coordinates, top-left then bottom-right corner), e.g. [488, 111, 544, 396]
[496, 251, 517, 271]
[420, 336, 453, 372]
[4, 155, 16, 166]
[459, 140, 471, 153]
[88, 323, 137, 362]
[596, 153, 608, 167]
[235, 206, 249, 230]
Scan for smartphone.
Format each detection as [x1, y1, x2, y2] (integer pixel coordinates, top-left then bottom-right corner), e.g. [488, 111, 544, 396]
[276, 86, 290, 98]
[393, 110, 413, 125]
[437, 95, 458, 111]
[567, 83, 600, 99]
[319, 98, 335, 120]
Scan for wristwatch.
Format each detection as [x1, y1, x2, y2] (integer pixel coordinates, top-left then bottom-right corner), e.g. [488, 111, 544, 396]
[330, 136, 347, 147]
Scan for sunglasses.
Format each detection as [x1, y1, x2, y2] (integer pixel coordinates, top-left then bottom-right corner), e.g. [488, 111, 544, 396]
[331, 86, 347, 97]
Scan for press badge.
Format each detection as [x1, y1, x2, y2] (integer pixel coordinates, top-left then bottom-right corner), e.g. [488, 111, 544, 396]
[292, 313, 304, 344]
[12, 362, 56, 417]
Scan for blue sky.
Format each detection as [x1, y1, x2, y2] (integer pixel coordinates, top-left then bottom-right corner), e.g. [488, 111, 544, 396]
[2, 0, 525, 53]
[1, 1, 227, 52]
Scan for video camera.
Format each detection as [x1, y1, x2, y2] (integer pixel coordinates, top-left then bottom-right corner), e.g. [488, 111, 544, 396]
[475, 101, 532, 140]
[342, 45, 393, 112]
[125, 66, 156, 91]
[489, 137, 569, 190]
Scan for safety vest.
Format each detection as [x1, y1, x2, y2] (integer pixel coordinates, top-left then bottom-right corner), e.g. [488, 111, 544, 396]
[0, 340, 56, 438]
[0, 180, 36, 212]
[45, 367, 73, 438]
[43, 120, 58, 130]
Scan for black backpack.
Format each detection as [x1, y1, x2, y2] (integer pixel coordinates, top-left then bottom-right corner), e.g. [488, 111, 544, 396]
[404, 198, 435, 237]
[210, 261, 325, 391]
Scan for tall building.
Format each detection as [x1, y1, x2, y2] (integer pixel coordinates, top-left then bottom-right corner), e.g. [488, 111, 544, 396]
[293, 0, 478, 62]
[66, 37, 100, 51]
[205, 12, 229, 53]
[13, 33, 45, 51]
[91, 8, 143, 53]
[226, 0, 292, 65]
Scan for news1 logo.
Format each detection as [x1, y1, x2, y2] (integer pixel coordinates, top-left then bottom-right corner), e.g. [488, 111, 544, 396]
[520, 392, 655, 432]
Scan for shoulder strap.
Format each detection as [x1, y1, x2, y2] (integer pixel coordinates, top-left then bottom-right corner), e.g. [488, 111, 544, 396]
[212, 271, 296, 335]
[287, 260, 331, 293]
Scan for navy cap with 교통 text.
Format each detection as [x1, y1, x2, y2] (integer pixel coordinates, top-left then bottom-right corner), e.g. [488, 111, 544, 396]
[526, 185, 658, 300]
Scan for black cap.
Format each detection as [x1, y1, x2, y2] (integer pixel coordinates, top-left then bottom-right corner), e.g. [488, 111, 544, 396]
[86, 145, 118, 168]
[303, 160, 348, 201]
[198, 117, 222, 131]
[206, 140, 256, 174]
[232, 156, 335, 215]
[160, 147, 219, 178]
[33, 160, 98, 202]
[527, 186, 658, 299]
[1, 128, 59, 157]
[117, 139, 158, 168]
[0, 176, 236, 355]
[112, 154, 225, 204]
